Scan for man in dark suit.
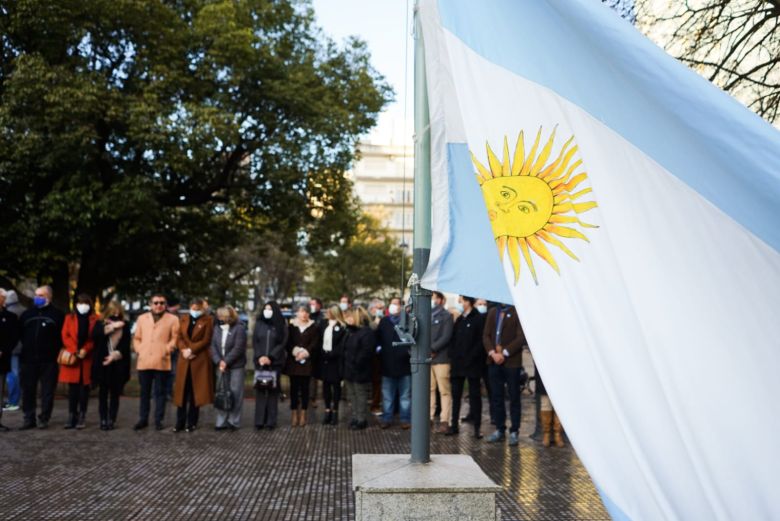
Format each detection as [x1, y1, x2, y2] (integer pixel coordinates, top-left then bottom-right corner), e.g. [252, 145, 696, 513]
[483, 302, 527, 446]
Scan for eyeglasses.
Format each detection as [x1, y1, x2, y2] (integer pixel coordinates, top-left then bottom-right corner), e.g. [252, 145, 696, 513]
[152, 301, 166, 306]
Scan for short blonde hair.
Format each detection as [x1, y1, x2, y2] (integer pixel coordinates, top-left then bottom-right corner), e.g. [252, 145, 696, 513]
[216, 305, 239, 325]
[326, 304, 346, 326]
[352, 306, 371, 327]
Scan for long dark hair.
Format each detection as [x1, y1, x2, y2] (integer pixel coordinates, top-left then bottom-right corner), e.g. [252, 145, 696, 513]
[259, 300, 286, 334]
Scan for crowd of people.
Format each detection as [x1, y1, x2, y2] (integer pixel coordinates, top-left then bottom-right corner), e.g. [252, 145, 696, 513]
[0, 286, 566, 448]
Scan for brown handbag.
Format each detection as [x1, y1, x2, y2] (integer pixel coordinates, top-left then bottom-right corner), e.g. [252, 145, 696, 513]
[57, 348, 79, 366]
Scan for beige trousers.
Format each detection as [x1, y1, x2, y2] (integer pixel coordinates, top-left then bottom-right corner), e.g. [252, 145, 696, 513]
[430, 364, 452, 423]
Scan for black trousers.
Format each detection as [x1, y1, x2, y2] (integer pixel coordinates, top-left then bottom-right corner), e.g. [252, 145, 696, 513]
[20, 361, 58, 424]
[290, 375, 311, 410]
[323, 380, 342, 410]
[255, 388, 279, 427]
[67, 383, 89, 416]
[98, 381, 122, 422]
[138, 370, 168, 425]
[451, 376, 482, 431]
[176, 367, 199, 428]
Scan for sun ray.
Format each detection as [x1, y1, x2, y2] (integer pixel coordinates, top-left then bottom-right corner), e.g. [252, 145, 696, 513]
[496, 235, 507, 260]
[507, 237, 521, 283]
[552, 202, 573, 214]
[502, 136, 511, 177]
[518, 238, 538, 284]
[486, 142, 503, 178]
[545, 224, 590, 242]
[527, 235, 559, 274]
[471, 152, 493, 182]
[529, 126, 557, 177]
[570, 187, 592, 200]
[520, 127, 542, 176]
[547, 145, 578, 180]
[539, 136, 574, 180]
[549, 215, 598, 228]
[563, 173, 588, 192]
[550, 160, 582, 190]
[538, 229, 580, 261]
[511, 131, 525, 176]
[573, 201, 598, 214]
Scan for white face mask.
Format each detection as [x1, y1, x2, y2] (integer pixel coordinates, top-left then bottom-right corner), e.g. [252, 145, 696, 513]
[263, 309, 273, 320]
[374, 309, 384, 318]
[455, 303, 464, 313]
[310, 305, 318, 314]
[339, 302, 348, 311]
[76, 304, 90, 315]
[189, 309, 203, 319]
[388, 303, 400, 315]
[476, 305, 488, 314]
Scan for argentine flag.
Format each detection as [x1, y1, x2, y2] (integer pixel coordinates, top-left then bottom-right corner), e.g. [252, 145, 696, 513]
[418, 1, 780, 519]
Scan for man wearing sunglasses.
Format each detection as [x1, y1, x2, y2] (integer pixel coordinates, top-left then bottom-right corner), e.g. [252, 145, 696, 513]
[132, 294, 180, 431]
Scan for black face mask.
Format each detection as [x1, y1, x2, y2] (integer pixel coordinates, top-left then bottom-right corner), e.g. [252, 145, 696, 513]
[109, 315, 122, 322]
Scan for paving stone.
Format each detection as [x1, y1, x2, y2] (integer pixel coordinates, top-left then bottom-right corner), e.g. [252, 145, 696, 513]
[0, 395, 608, 520]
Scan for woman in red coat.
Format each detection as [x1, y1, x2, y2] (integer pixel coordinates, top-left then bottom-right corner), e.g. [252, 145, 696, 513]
[59, 293, 100, 430]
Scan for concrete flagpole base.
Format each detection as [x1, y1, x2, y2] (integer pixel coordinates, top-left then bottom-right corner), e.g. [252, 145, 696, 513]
[352, 454, 501, 521]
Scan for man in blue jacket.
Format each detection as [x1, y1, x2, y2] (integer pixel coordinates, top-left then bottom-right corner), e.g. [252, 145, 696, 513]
[376, 297, 411, 429]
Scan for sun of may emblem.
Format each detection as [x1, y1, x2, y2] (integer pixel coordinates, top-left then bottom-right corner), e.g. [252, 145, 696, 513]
[471, 126, 598, 285]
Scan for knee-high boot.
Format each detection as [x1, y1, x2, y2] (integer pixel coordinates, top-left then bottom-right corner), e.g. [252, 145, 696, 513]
[540, 410, 553, 447]
[553, 411, 565, 448]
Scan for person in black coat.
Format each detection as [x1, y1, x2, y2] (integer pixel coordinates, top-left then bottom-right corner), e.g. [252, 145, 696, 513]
[91, 301, 131, 431]
[343, 306, 375, 430]
[0, 289, 21, 432]
[376, 297, 411, 428]
[253, 301, 288, 429]
[210, 305, 247, 431]
[316, 305, 348, 425]
[19, 286, 65, 430]
[447, 296, 486, 438]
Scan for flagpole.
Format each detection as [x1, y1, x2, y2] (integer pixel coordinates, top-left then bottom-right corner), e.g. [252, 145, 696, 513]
[410, 0, 432, 464]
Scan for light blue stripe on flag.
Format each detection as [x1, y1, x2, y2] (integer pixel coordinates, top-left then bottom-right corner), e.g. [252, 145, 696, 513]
[437, 0, 780, 251]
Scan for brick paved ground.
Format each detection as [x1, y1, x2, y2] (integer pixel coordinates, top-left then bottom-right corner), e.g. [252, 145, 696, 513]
[0, 394, 607, 520]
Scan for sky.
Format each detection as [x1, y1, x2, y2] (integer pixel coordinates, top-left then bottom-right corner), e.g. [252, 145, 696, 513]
[310, 0, 414, 146]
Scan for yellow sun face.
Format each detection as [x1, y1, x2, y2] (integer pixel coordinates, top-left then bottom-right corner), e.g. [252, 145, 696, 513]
[472, 127, 598, 285]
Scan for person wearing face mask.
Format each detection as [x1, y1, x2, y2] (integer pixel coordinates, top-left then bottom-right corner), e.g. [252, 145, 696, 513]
[307, 298, 326, 411]
[316, 305, 348, 425]
[209, 306, 247, 431]
[343, 306, 374, 430]
[133, 294, 180, 431]
[430, 291, 454, 434]
[58, 294, 100, 430]
[285, 305, 321, 427]
[464, 298, 493, 427]
[253, 301, 288, 429]
[19, 286, 65, 430]
[338, 295, 351, 313]
[367, 298, 385, 415]
[447, 296, 486, 438]
[91, 301, 131, 430]
[172, 298, 214, 433]
[376, 297, 411, 429]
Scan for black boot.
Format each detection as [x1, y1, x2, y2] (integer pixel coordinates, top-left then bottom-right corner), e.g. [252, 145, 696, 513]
[323, 411, 332, 425]
[64, 413, 77, 430]
[100, 418, 108, 431]
[330, 410, 339, 425]
[76, 413, 86, 430]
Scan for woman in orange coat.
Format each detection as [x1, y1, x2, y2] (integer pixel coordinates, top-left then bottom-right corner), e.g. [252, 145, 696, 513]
[173, 298, 215, 432]
[59, 293, 100, 430]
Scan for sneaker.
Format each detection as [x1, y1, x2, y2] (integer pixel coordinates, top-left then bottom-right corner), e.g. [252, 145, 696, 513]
[508, 432, 519, 446]
[486, 430, 505, 443]
[3, 404, 19, 412]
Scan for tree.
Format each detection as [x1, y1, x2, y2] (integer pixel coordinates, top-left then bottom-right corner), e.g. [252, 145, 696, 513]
[0, 0, 391, 308]
[602, 0, 637, 23]
[308, 213, 410, 303]
[637, 0, 780, 123]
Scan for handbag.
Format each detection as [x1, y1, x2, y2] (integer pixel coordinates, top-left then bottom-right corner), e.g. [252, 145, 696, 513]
[253, 369, 277, 391]
[57, 348, 79, 367]
[214, 372, 235, 411]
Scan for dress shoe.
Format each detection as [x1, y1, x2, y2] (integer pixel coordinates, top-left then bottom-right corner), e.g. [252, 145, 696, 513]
[254, 425, 264, 431]
[323, 411, 332, 425]
[107, 420, 115, 430]
[330, 411, 339, 425]
[76, 413, 86, 430]
[37, 420, 49, 429]
[185, 424, 197, 433]
[19, 421, 36, 430]
[154, 422, 164, 431]
[444, 426, 459, 436]
[380, 422, 391, 429]
[64, 413, 77, 430]
[133, 421, 148, 431]
[400, 423, 411, 430]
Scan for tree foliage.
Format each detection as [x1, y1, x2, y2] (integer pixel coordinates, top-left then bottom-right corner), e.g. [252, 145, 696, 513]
[0, 0, 391, 307]
[637, 0, 780, 123]
[307, 213, 410, 303]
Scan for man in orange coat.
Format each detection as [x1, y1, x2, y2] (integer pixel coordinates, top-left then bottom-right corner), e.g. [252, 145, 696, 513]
[133, 294, 180, 431]
[172, 298, 214, 432]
